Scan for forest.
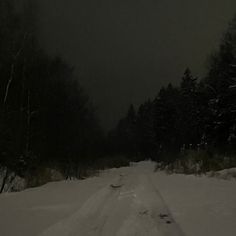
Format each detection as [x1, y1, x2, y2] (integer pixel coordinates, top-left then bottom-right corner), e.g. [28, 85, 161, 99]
[107, 15, 236, 172]
[0, 0, 104, 191]
[0, 0, 236, 192]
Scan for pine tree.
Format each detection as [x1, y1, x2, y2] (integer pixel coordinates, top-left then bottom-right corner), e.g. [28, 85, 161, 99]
[180, 68, 201, 147]
[153, 84, 181, 162]
[205, 15, 236, 152]
[136, 100, 156, 160]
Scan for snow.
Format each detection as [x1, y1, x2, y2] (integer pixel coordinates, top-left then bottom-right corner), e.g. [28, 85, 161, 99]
[0, 168, 26, 193]
[207, 167, 236, 180]
[0, 167, 64, 193]
[152, 171, 236, 236]
[0, 161, 235, 236]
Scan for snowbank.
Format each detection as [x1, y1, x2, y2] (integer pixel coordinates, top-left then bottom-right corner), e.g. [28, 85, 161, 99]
[0, 167, 64, 193]
[0, 168, 26, 193]
[207, 167, 236, 180]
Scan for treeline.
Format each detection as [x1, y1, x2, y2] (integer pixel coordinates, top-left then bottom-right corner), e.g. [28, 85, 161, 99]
[0, 0, 103, 191]
[108, 16, 236, 172]
[1, 1, 236, 193]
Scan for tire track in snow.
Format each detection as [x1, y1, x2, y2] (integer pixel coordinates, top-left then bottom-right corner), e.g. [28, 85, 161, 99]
[38, 166, 185, 236]
[38, 184, 116, 236]
[147, 174, 185, 235]
[38, 175, 126, 236]
[116, 173, 185, 236]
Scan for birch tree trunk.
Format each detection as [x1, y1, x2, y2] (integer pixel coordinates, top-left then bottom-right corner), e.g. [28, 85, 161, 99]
[3, 33, 27, 106]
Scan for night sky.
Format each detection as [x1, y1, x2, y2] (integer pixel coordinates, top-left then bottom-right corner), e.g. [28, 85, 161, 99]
[38, 0, 236, 130]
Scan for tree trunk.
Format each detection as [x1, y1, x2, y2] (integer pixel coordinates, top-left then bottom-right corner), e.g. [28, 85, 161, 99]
[3, 33, 27, 106]
[26, 90, 31, 156]
[0, 168, 9, 193]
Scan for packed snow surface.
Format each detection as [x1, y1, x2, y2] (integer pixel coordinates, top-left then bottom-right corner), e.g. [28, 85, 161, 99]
[0, 161, 235, 236]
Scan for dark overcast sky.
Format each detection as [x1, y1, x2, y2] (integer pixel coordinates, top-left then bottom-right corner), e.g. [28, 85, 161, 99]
[38, 0, 236, 130]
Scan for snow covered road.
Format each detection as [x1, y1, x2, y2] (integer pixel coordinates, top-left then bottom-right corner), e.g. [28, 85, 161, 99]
[0, 161, 235, 236]
[39, 165, 184, 236]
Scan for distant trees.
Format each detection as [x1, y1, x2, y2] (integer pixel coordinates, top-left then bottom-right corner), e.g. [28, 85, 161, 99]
[106, 104, 137, 159]
[0, 0, 103, 191]
[109, 15, 236, 169]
